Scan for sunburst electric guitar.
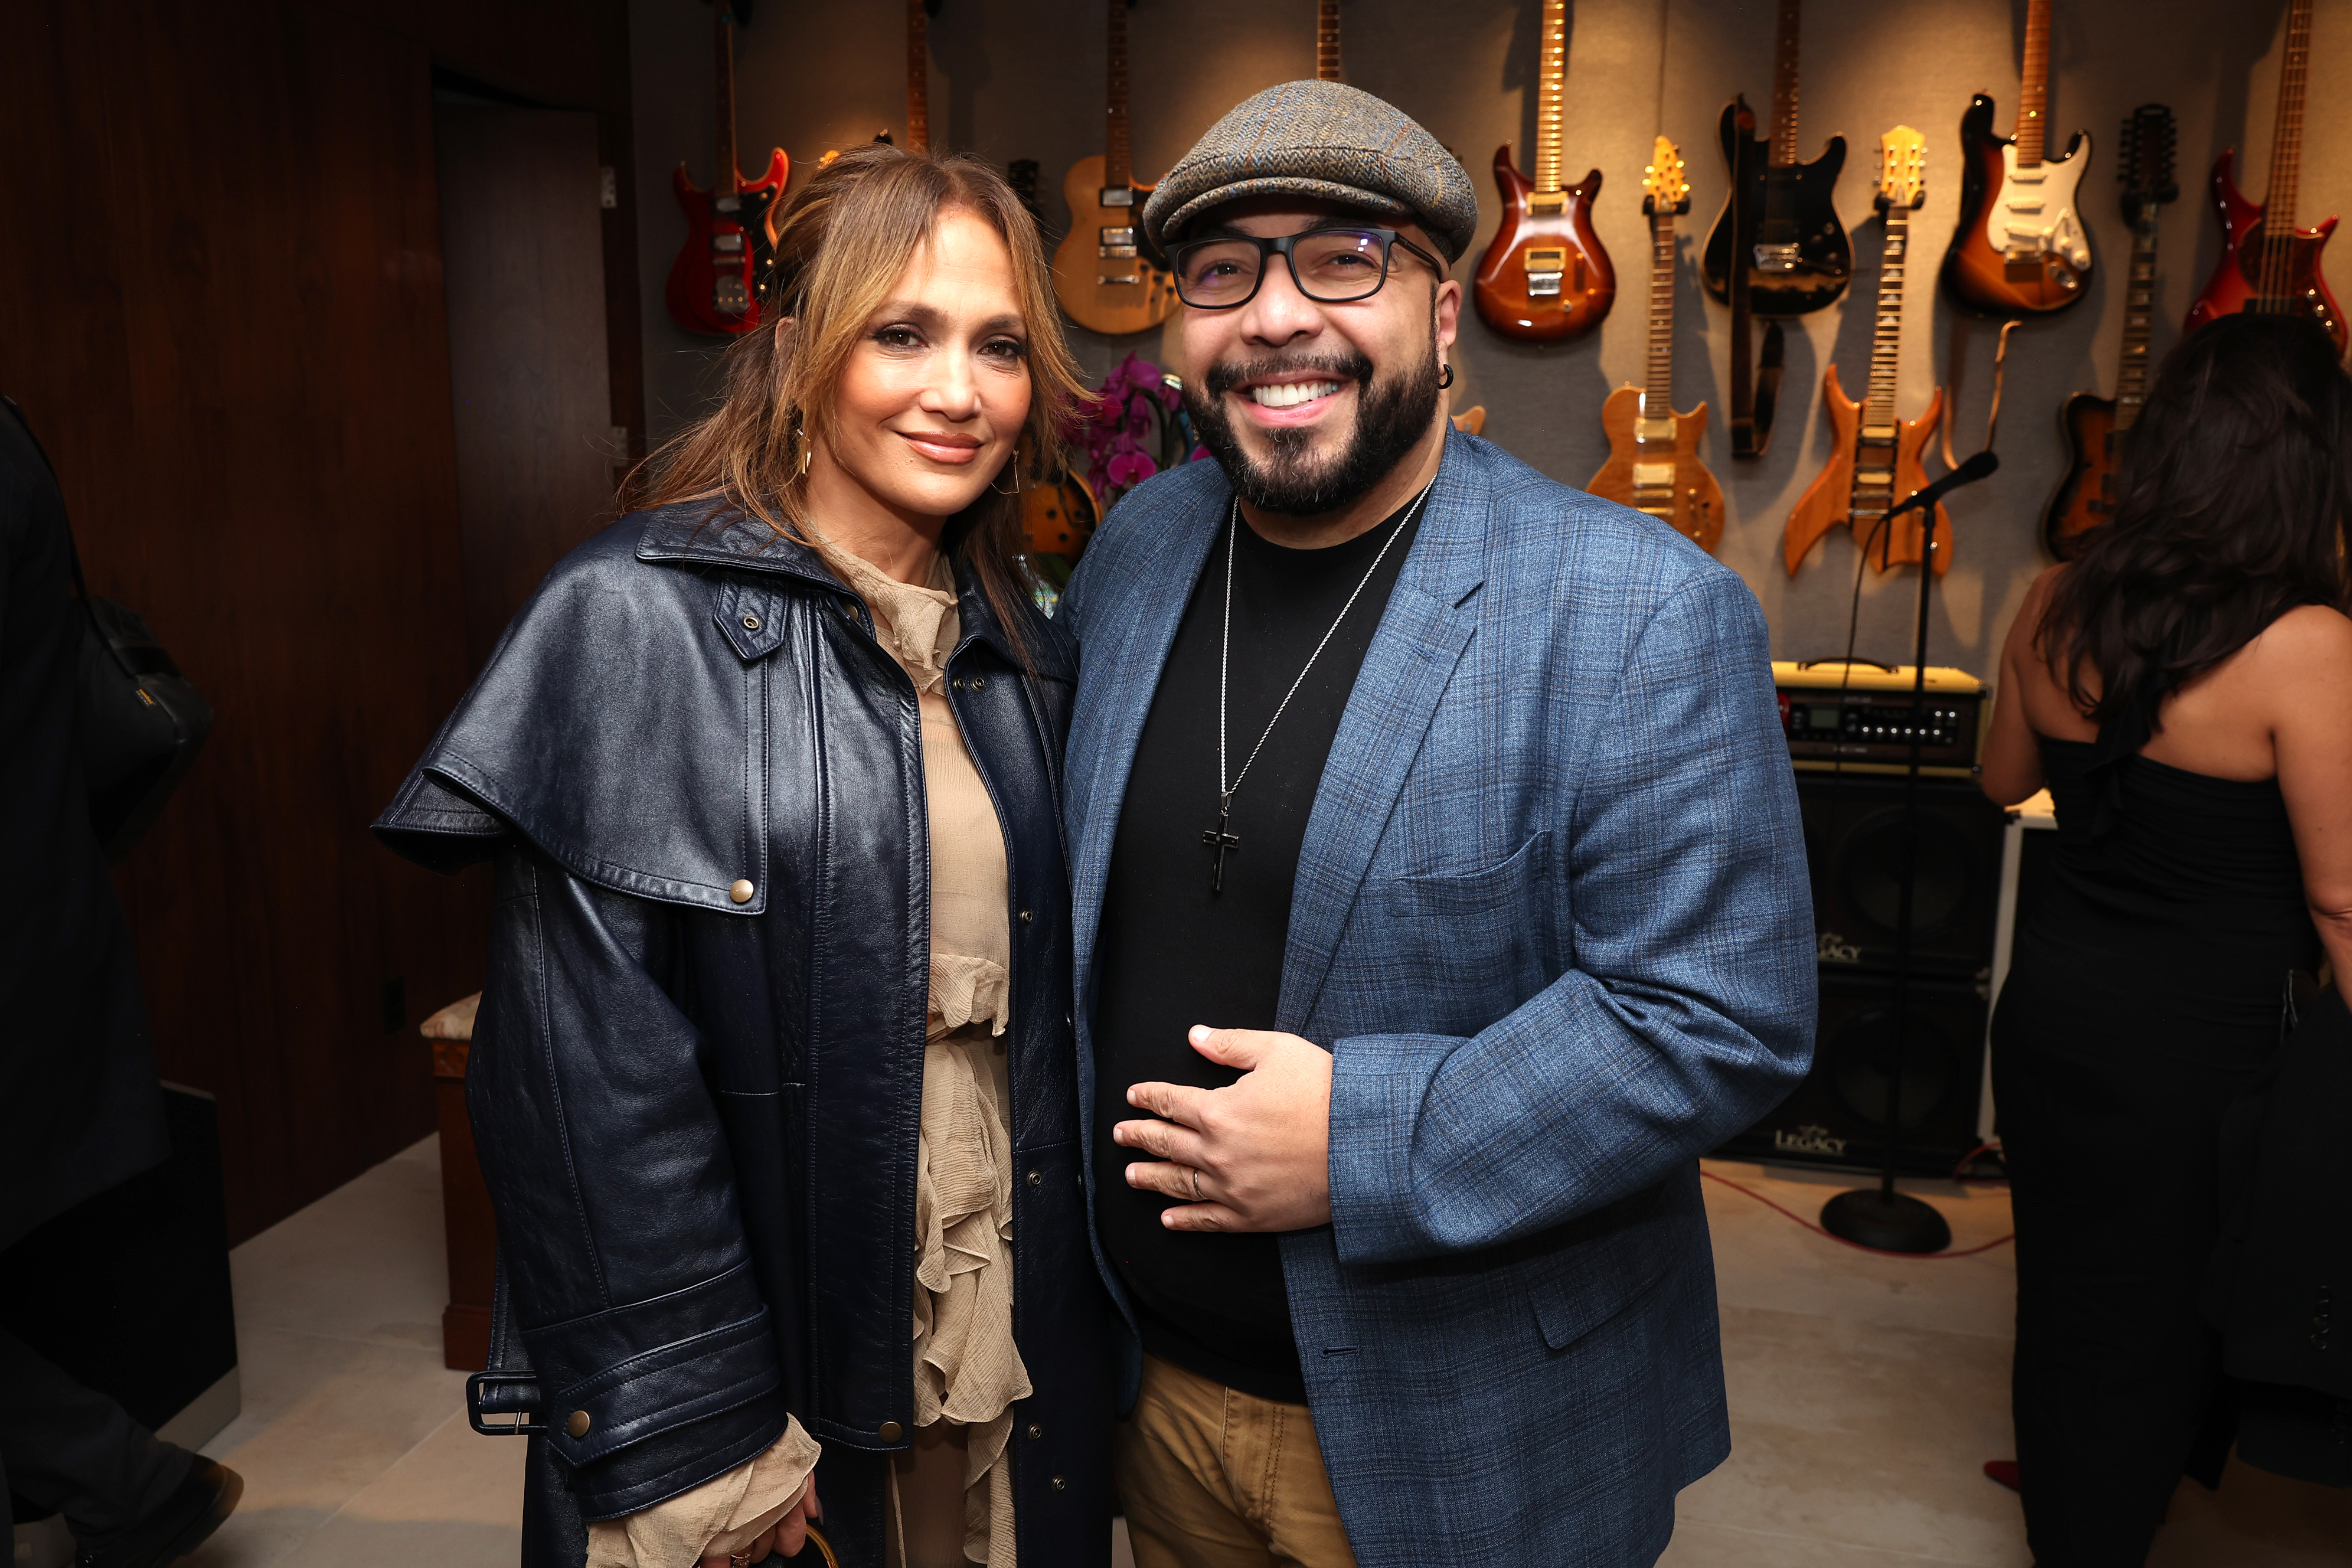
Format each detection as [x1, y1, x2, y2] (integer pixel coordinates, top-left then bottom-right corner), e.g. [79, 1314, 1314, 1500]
[1942, 0, 2093, 315]
[666, 0, 788, 336]
[1473, 0, 1612, 341]
[1588, 139, 1722, 553]
[1051, 0, 1177, 335]
[1786, 127, 1951, 577]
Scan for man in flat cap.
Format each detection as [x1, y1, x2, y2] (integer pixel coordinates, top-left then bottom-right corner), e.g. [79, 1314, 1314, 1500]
[1057, 81, 1814, 1567]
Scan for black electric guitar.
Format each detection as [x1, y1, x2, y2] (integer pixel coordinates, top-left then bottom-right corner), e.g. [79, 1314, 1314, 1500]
[1704, 0, 1850, 316]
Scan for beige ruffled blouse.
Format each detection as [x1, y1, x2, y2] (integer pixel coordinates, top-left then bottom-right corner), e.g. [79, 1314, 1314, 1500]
[587, 533, 1029, 1568]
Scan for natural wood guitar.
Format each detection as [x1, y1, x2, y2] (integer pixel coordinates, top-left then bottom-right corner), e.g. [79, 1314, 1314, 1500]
[1786, 126, 1951, 577]
[1316, 0, 1340, 80]
[1588, 138, 1722, 553]
[1472, 0, 1612, 341]
[665, 0, 788, 337]
[1943, 0, 2093, 315]
[2185, 0, 2344, 351]
[1050, 0, 1177, 336]
[2045, 105, 2175, 558]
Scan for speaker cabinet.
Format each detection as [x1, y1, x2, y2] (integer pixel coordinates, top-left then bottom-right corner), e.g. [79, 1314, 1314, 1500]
[1717, 971, 1991, 1175]
[1796, 773, 2007, 978]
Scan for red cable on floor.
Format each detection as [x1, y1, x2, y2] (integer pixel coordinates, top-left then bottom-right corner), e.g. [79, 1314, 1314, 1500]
[1700, 1170, 2017, 1259]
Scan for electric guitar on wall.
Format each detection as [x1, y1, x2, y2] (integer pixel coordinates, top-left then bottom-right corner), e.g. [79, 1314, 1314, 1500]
[1050, 0, 1177, 336]
[1588, 139, 1722, 553]
[1316, 0, 1340, 80]
[904, 0, 933, 153]
[1703, 0, 1849, 317]
[1473, 0, 1613, 341]
[2186, 0, 2344, 351]
[1785, 127, 1952, 578]
[1943, 0, 2093, 315]
[666, 0, 789, 337]
[2045, 106, 2176, 558]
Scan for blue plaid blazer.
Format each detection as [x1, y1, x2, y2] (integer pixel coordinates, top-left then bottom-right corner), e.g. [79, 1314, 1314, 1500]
[1058, 429, 1816, 1567]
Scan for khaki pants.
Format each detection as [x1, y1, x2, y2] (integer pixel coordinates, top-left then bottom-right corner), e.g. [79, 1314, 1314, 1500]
[1113, 1355, 1358, 1568]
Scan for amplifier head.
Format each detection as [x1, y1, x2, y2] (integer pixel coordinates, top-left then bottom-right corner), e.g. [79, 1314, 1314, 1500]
[1773, 660, 1985, 772]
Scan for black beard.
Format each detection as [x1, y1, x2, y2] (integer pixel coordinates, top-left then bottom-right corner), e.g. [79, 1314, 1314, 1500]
[1185, 343, 1442, 516]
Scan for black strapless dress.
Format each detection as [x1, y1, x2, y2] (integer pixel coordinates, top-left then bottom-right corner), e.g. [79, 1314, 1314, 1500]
[1990, 734, 2320, 1567]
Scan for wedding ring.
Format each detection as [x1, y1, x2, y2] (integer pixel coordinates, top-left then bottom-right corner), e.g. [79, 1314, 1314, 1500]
[730, 1553, 753, 1567]
[1190, 1168, 1203, 1202]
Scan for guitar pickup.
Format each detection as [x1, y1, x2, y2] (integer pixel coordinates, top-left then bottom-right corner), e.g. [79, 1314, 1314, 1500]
[1854, 468, 1894, 486]
[1099, 227, 1136, 246]
[1858, 426, 1898, 443]
[713, 276, 750, 316]
[1631, 462, 1675, 489]
[1097, 274, 1141, 286]
[1523, 247, 1568, 296]
[1099, 187, 1135, 208]
[714, 195, 743, 214]
[712, 233, 745, 254]
[1527, 194, 1567, 216]
[1633, 419, 1675, 445]
[1753, 243, 1801, 273]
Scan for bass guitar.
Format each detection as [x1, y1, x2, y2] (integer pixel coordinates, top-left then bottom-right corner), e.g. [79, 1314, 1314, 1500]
[1785, 126, 1951, 578]
[1943, 0, 2093, 315]
[2045, 105, 2175, 558]
[666, 0, 788, 337]
[1703, 0, 1848, 317]
[2185, 0, 2344, 351]
[1050, 0, 1177, 336]
[1473, 0, 1612, 341]
[1587, 139, 1722, 553]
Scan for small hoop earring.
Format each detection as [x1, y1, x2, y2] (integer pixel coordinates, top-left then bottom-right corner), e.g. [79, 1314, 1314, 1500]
[796, 440, 812, 481]
[1438, 363, 1455, 391]
[991, 463, 1022, 496]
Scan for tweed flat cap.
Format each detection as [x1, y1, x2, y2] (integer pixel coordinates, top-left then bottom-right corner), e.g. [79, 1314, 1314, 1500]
[1142, 81, 1478, 262]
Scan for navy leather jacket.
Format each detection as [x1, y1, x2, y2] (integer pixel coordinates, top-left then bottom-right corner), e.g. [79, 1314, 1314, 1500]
[375, 502, 1112, 1566]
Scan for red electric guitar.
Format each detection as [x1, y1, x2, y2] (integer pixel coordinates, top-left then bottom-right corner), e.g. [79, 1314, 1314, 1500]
[2184, 0, 2344, 351]
[666, 0, 789, 337]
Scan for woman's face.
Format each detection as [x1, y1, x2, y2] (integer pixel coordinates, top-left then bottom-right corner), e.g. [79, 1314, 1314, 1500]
[815, 207, 1033, 525]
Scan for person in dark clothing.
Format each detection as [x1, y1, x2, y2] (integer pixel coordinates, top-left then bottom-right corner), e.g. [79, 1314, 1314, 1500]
[0, 403, 242, 1564]
[1979, 314, 2352, 1566]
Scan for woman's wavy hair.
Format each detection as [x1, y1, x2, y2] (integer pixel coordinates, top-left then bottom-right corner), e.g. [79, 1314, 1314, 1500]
[629, 144, 1087, 657]
[2039, 312, 2352, 735]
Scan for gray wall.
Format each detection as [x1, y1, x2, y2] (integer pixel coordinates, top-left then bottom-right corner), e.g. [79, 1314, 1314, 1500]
[631, 0, 2352, 677]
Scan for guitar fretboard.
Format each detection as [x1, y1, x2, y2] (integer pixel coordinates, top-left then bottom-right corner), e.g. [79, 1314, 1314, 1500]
[1105, 0, 1133, 189]
[1768, 0, 1802, 168]
[1317, 0, 1340, 81]
[1645, 207, 1678, 411]
[2261, 0, 2315, 302]
[2115, 215, 2160, 428]
[1863, 207, 1910, 439]
[2015, 0, 2050, 167]
[714, 2, 740, 197]
[906, 0, 929, 153]
[1534, 0, 1567, 192]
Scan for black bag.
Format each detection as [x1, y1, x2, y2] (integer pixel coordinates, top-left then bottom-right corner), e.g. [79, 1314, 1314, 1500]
[4, 395, 213, 861]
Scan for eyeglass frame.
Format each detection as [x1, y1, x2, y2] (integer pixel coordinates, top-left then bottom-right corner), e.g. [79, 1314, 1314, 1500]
[1165, 224, 1448, 311]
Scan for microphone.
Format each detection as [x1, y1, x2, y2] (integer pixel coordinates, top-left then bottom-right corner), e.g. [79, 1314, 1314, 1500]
[1883, 447, 2000, 520]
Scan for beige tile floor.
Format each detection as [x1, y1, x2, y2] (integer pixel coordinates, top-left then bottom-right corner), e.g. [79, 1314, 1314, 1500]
[153, 1141, 2346, 1567]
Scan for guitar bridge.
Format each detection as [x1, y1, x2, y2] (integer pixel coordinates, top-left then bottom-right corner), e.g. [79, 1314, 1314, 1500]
[1098, 226, 1138, 259]
[1096, 274, 1141, 286]
[1753, 243, 1801, 273]
[713, 275, 750, 316]
[1524, 246, 1569, 297]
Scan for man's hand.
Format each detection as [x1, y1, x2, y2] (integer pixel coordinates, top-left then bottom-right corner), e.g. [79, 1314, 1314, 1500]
[1114, 1026, 1332, 1232]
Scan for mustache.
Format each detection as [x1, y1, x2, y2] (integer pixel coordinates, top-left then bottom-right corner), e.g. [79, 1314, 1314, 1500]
[1202, 349, 1375, 400]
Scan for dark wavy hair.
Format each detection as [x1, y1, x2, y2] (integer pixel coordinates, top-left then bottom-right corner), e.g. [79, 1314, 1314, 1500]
[2039, 313, 2352, 736]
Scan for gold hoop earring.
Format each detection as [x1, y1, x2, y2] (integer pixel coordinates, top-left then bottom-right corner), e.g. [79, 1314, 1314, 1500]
[991, 462, 1021, 496]
[797, 440, 812, 481]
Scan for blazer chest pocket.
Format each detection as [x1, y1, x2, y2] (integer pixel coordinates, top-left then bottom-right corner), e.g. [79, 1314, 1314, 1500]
[1349, 832, 1557, 1028]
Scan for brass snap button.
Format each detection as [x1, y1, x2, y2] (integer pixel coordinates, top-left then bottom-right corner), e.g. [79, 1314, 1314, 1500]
[741, 613, 761, 632]
[566, 1410, 592, 1439]
[878, 1420, 904, 1442]
[970, 675, 988, 691]
[1017, 908, 1033, 923]
[1025, 1422, 1043, 1441]
[729, 879, 755, 904]
[1025, 1169, 1041, 1188]
[1050, 1475, 1066, 1492]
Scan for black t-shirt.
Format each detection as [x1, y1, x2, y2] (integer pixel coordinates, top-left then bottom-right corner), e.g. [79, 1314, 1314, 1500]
[1092, 491, 1425, 1404]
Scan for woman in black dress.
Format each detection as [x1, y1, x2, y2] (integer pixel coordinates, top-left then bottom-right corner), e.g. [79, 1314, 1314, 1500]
[1979, 313, 2352, 1565]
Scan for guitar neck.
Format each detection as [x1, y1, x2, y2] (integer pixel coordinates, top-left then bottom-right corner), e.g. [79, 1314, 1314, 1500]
[2266, 0, 2314, 236]
[1645, 209, 1677, 410]
[1105, 0, 1133, 189]
[2014, 0, 2050, 166]
[1317, 0, 1340, 81]
[714, 2, 740, 196]
[1768, 0, 1802, 168]
[1864, 207, 1910, 433]
[907, 0, 929, 153]
[2115, 217, 2160, 428]
[1533, 0, 1567, 192]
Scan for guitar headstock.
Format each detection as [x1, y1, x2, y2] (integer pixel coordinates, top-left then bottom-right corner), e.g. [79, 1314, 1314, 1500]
[1874, 125, 1927, 213]
[2118, 103, 2178, 223]
[1642, 136, 1691, 217]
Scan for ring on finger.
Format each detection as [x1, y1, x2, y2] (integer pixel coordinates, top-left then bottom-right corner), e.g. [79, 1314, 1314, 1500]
[1190, 1167, 1203, 1202]
[730, 1553, 753, 1568]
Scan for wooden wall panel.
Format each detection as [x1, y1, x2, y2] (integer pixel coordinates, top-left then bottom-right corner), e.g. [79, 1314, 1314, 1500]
[1, 0, 486, 1243]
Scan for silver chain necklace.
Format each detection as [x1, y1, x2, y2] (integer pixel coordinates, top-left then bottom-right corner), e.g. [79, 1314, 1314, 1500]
[1201, 481, 1434, 893]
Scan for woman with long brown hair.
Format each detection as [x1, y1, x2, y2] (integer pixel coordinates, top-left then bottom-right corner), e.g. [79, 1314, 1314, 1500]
[1979, 312, 2352, 1564]
[377, 145, 1112, 1567]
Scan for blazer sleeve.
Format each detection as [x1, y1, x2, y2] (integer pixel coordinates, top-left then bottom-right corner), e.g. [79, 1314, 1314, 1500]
[475, 843, 788, 1518]
[1325, 569, 1817, 1265]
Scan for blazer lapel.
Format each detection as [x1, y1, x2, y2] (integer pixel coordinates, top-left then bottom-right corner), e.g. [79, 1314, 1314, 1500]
[1278, 431, 1489, 1032]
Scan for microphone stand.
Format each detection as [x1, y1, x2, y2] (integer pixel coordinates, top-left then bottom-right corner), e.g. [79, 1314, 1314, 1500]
[1819, 453, 1997, 1255]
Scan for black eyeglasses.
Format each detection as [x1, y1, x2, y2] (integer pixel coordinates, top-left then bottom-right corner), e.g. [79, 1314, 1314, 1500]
[1167, 226, 1445, 309]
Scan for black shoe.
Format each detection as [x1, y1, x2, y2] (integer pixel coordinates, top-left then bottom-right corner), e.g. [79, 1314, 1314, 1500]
[74, 1458, 244, 1568]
